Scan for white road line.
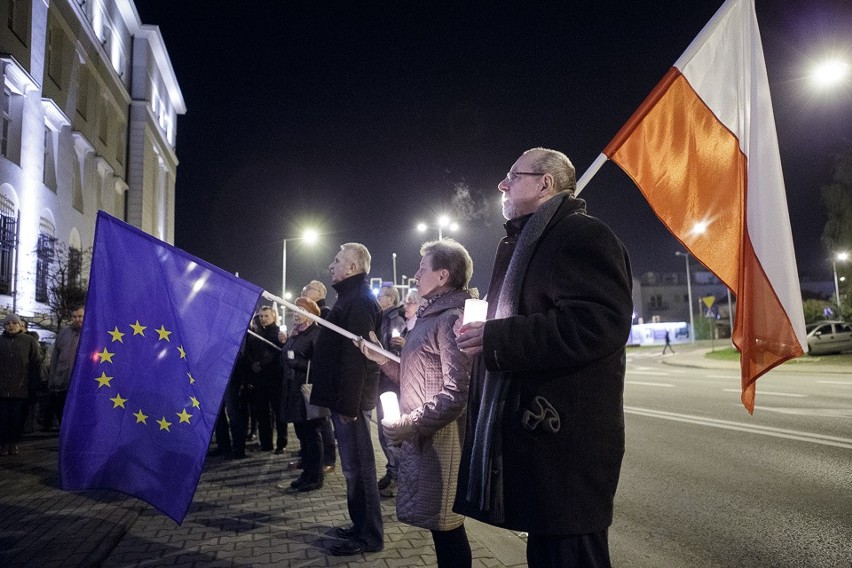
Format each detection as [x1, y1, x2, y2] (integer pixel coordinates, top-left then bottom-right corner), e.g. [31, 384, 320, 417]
[722, 388, 806, 398]
[626, 381, 675, 388]
[624, 406, 852, 449]
[629, 369, 672, 376]
[817, 380, 852, 386]
[707, 374, 738, 379]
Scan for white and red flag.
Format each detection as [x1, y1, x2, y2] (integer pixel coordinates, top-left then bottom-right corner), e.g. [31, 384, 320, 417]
[579, 0, 807, 412]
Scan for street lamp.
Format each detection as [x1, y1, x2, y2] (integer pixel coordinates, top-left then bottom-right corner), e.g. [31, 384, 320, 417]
[810, 58, 850, 89]
[676, 251, 695, 344]
[832, 251, 848, 309]
[282, 228, 319, 300]
[416, 215, 459, 240]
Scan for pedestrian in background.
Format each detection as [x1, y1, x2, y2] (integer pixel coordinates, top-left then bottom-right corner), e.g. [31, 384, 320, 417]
[1, 314, 43, 456]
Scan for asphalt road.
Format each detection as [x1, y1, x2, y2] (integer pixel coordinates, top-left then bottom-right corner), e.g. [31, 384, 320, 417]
[610, 353, 852, 567]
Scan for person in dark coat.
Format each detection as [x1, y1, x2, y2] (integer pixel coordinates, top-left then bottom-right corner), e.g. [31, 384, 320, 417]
[242, 306, 284, 452]
[310, 243, 383, 556]
[1, 314, 43, 455]
[374, 285, 405, 496]
[281, 296, 324, 492]
[455, 147, 634, 568]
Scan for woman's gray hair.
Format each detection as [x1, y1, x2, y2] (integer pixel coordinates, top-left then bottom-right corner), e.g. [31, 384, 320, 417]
[340, 243, 371, 273]
[525, 147, 576, 196]
[419, 238, 473, 290]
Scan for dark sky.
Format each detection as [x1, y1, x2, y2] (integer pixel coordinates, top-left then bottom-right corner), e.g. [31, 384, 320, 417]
[134, 0, 852, 299]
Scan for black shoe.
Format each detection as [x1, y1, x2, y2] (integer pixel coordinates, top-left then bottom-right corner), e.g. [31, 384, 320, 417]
[207, 447, 230, 457]
[377, 472, 392, 490]
[290, 476, 307, 489]
[298, 481, 323, 492]
[335, 526, 355, 539]
[274, 448, 284, 455]
[226, 450, 247, 460]
[287, 460, 303, 470]
[329, 539, 382, 556]
[260, 446, 273, 452]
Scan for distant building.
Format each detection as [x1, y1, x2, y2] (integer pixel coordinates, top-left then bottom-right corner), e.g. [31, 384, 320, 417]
[1, 0, 184, 320]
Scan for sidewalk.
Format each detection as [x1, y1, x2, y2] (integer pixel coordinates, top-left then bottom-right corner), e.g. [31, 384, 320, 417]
[647, 340, 852, 375]
[0, 421, 527, 567]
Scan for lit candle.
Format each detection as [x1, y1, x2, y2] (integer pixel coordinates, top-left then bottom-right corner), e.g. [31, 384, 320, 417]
[462, 298, 488, 325]
[380, 391, 400, 424]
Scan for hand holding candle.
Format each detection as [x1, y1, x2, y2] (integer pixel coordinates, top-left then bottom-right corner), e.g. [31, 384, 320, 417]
[462, 298, 488, 325]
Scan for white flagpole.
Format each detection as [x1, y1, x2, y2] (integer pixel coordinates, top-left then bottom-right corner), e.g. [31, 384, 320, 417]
[262, 290, 401, 364]
[575, 153, 608, 197]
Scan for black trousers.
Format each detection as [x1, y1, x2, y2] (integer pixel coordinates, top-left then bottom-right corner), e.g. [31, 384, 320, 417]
[294, 418, 324, 483]
[527, 530, 611, 568]
[0, 398, 29, 445]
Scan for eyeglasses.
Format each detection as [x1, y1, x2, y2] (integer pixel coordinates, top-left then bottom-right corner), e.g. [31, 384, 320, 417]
[505, 171, 545, 183]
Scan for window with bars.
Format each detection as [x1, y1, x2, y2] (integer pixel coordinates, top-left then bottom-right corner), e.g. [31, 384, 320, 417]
[0, 197, 16, 295]
[68, 247, 82, 287]
[35, 230, 56, 303]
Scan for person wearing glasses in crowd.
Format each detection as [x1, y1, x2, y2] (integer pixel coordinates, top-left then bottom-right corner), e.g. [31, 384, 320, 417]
[358, 239, 475, 567]
[455, 148, 633, 567]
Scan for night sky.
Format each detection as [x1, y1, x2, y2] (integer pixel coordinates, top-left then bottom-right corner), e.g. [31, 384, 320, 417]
[134, 0, 851, 300]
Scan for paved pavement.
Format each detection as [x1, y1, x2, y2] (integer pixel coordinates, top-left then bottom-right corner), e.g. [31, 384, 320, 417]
[1, 419, 527, 567]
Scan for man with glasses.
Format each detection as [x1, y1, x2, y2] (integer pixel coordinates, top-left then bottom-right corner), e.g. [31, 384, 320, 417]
[455, 147, 634, 567]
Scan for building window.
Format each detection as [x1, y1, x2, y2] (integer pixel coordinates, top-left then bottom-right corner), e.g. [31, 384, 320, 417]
[43, 126, 57, 190]
[47, 23, 64, 86]
[35, 221, 56, 303]
[0, 196, 16, 295]
[649, 294, 664, 310]
[1, 88, 10, 157]
[77, 67, 89, 120]
[8, 0, 30, 45]
[98, 100, 108, 143]
[68, 247, 82, 287]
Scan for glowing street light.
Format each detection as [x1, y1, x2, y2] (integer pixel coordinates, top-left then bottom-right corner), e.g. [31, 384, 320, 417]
[282, 228, 319, 300]
[833, 251, 849, 309]
[810, 58, 850, 89]
[675, 251, 695, 344]
[417, 215, 459, 240]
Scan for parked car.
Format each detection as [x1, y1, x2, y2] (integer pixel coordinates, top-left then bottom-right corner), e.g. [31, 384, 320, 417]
[806, 321, 852, 355]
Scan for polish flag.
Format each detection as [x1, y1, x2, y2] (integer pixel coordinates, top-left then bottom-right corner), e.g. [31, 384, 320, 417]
[579, 0, 807, 412]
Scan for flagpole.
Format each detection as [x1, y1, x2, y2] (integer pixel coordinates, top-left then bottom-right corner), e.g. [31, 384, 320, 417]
[575, 153, 607, 196]
[261, 290, 401, 364]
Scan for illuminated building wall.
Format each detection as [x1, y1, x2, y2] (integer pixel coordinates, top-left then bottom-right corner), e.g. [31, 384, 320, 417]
[0, 0, 184, 320]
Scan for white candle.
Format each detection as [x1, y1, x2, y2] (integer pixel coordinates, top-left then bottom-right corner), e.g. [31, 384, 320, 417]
[462, 298, 488, 325]
[380, 391, 400, 424]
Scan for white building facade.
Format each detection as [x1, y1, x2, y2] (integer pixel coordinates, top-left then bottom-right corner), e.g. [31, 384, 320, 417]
[1, 0, 184, 321]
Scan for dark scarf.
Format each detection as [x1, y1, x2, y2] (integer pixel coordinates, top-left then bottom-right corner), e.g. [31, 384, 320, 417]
[466, 192, 573, 523]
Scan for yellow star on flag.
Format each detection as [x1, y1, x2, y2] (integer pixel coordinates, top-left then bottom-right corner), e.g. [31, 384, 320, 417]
[189, 396, 200, 409]
[157, 417, 172, 431]
[94, 372, 113, 388]
[110, 393, 127, 408]
[156, 325, 172, 342]
[177, 345, 187, 359]
[187, 372, 196, 385]
[108, 327, 125, 343]
[130, 320, 147, 336]
[177, 408, 193, 424]
[133, 410, 148, 424]
[97, 348, 115, 364]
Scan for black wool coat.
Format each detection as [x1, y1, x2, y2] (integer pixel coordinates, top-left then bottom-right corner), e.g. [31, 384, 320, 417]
[454, 195, 634, 535]
[309, 273, 381, 417]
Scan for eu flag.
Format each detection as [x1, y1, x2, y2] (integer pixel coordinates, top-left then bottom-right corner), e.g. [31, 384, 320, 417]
[59, 212, 261, 522]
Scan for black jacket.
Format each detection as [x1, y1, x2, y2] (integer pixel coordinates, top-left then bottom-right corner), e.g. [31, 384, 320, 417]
[454, 195, 634, 535]
[281, 323, 320, 422]
[309, 273, 381, 417]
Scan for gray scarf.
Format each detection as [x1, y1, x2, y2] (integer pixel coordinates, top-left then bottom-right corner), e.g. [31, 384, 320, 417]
[466, 192, 571, 522]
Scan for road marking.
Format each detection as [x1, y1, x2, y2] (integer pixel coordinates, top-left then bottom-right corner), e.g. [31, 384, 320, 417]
[626, 381, 675, 388]
[722, 388, 806, 398]
[624, 406, 852, 449]
[707, 374, 738, 379]
[756, 406, 852, 417]
[817, 380, 852, 386]
[629, 369, 672, 376]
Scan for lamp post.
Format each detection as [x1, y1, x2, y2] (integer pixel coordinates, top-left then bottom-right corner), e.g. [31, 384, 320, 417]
[833, 251, 849, 310]
[282, 228, 319, 300]
[676, 251, 695, 344]
[417, 215, 459, 240]
[392, 253, 398, 288]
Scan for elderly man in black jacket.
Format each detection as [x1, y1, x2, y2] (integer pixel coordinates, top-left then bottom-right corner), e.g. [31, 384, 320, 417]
[310, 243, 383, 556]
[455, 147, 634, 568]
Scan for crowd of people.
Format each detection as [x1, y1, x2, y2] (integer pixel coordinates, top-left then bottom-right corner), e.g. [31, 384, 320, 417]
[2, 147, 634, 567]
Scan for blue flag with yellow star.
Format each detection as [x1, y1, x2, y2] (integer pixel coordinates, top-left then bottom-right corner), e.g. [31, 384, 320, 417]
[59, 212, 261, 523]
